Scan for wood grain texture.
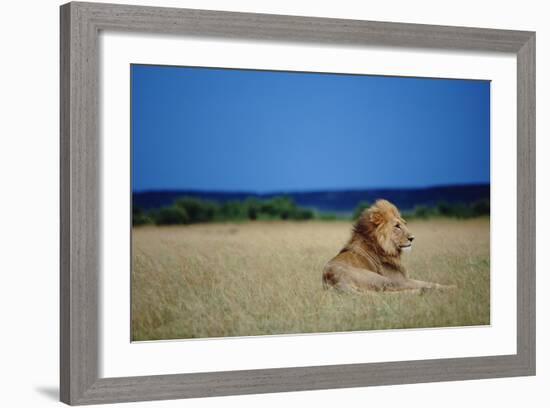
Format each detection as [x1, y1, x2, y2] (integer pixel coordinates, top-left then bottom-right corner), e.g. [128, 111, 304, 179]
[516, 34, 536, 372]
[59, 4, 71, 403]
[60, 1, 536, 405]
[72, 1, 533, 52]
[60, 2, 100, 404]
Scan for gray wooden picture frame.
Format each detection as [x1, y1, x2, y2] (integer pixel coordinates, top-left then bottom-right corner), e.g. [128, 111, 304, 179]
[60, 1, 536, 405]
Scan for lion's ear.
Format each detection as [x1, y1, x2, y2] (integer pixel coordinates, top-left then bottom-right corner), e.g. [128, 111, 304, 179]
[369, 209, 385, 225]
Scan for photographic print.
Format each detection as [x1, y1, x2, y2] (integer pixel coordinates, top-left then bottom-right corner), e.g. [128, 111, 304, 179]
[131, 65, 490, 341]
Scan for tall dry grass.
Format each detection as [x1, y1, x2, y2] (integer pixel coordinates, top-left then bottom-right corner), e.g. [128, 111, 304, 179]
[131, 219, 489, 341]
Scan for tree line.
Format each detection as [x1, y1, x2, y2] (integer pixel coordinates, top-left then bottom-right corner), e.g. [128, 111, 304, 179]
[405, 199, 490, 219]
[348, 199, 490, 221]
[133, 196, 315, 226]
[133, 196, 490, 226]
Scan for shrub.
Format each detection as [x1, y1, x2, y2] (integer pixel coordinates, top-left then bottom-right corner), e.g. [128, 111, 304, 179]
[266, 196, 296, 219]
[318, 213, 338, 221]
[436, 200, 489, 219]
[155, 207, 189, 225]
[411, 205, 435, 219]
[471, 199, 490, 216]
[132, 206, 153, 226]
[175, 197, 219, 223]
[436, 201, 453, 217]
[257, 196, 301, 220]
[244, 198, 261, 220]
[452, 203, 474, 219]
[220, 200, 247, 220]
[292, 208, 315, 220]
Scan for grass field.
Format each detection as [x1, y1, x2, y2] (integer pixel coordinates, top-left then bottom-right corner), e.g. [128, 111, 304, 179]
[131, 218, 490, 341]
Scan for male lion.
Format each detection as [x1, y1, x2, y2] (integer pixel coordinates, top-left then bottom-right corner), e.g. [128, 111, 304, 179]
[322, 199, 454, 293]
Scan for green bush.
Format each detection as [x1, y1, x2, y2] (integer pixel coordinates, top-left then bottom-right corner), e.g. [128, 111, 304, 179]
[132, 206, 153, 226]
[292, 208, 315, 220]
[175, 197, 219, 223]
[318, 213, 338, 221]
[260, 196, 295, 220]
[244, 198, 261, 220]
[219, 200, 246, 220]
[411, 205, 437, 219]
[436, 200, 489, 219]
[437, 201, 467, 218]
[452, 203, 474, 219]
[155, 207, 189, 225]
[436, 201, 453, 217]
[471, 199, 490, 217]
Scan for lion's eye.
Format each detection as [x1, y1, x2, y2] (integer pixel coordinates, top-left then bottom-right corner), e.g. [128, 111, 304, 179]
[395, 224, 401, 229]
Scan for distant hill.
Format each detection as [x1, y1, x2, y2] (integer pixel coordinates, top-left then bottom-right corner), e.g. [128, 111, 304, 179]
[133, 184, 490, 215]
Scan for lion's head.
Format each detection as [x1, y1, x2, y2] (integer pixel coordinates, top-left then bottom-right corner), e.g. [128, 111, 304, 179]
[354, 199, 414, 257]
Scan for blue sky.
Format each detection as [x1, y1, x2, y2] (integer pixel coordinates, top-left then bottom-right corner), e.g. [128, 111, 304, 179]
[131, 65, 490, 193]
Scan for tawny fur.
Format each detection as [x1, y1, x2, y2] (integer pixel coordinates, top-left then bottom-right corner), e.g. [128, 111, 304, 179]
[322, 199, 455, 293]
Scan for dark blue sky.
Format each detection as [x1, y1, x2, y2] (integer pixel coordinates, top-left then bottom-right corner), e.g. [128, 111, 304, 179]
[131, 65, 490, 193]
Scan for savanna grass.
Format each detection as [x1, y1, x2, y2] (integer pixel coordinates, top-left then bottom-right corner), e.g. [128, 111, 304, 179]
[131, 218, 490, 341]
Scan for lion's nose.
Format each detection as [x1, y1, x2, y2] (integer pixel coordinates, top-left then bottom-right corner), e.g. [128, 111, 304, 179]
[408, 236, 415, 242]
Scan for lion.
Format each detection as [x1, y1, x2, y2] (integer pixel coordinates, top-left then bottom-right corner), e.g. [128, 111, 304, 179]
[322, 199, 455, 293]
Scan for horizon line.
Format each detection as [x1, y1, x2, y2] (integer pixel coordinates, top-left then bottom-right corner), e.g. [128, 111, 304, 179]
[132, 182, 490, 195]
